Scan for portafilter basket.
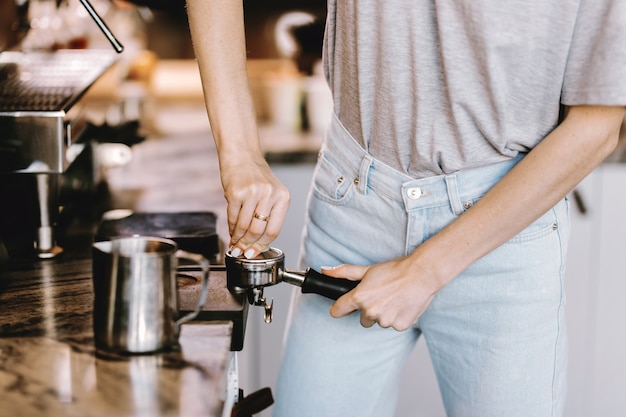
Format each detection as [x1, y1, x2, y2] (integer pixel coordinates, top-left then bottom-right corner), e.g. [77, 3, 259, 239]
[225, 247, 358, 323]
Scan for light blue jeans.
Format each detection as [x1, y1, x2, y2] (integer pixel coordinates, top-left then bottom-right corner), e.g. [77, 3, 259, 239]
[274, 115, 569, 417]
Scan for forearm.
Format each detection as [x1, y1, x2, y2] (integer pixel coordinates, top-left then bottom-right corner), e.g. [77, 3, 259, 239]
[186, 0, 291, 255]
[417, 105, 625, 288]
[186, 0, 262, 163]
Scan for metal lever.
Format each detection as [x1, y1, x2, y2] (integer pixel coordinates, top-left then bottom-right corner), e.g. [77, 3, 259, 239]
[79, 0, 124, 53]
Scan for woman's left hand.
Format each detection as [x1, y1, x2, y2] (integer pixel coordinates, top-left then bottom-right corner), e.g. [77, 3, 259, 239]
[325, 256, 443, 332]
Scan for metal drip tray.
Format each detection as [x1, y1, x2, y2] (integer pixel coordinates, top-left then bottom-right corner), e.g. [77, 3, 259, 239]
[0, 49, 116, 113]
[0, 49, 116, 174]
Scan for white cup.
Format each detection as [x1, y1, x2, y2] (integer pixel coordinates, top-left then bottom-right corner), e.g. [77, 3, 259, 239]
[262, 75, 303, 131]
[304, 76, 334, 134]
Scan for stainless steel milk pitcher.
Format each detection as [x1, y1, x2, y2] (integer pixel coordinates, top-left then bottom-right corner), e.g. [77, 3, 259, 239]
[92, 236, 210, 354]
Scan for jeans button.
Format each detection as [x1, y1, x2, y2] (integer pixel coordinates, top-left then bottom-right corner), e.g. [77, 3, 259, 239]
[407, 187, 422, 200]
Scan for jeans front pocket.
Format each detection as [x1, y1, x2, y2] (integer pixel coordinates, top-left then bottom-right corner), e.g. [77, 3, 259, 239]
[506, 199, 568, 245]
[311, 153, 357, 205]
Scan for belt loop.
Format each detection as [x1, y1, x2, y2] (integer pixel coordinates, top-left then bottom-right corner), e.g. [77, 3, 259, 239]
[357, 156, 372, 194]
[445, 175, 464, 215]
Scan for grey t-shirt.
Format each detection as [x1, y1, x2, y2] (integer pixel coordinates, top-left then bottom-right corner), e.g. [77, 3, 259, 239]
[323, 0, 626, 178]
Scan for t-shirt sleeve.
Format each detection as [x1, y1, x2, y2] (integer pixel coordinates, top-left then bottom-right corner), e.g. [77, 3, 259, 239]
[561, 0, 626, 106]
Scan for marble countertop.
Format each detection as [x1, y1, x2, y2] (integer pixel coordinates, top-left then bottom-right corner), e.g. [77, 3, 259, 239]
[0, 256, 234, 417]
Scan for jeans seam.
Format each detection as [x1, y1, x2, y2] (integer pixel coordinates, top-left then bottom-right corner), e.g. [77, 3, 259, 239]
[551, 202, 568, 417]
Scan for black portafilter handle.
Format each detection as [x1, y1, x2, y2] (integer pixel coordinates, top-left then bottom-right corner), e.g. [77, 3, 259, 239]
[299, 268, 359, 300]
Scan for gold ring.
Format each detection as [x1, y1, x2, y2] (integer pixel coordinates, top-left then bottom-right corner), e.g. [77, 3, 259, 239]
[253, 212, 270, 222]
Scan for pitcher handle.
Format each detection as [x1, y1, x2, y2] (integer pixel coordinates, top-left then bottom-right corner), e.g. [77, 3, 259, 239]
[174, 250, 210, 326]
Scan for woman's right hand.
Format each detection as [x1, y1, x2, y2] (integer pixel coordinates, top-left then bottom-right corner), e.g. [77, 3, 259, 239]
[187, 0, 289, 258]
[220, 153, 290, 260]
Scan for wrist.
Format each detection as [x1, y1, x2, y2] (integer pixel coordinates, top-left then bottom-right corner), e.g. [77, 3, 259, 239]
[408, 238, 464, 293]
[217, 142, 265, 169]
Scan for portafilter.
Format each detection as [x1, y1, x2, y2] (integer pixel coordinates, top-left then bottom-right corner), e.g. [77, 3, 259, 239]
[225, 247, 358, 323]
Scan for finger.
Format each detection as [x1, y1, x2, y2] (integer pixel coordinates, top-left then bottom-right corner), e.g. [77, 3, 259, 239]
[241, 200, 289, 258]
[241, 206, 273, 258]
[229, 207, 269, 256]
[231, 180, 275, 239]
[231, 196, 289, 258]
[360, 314, 377, 328]
[229, 197, 263, 247]
[254, 192, 288, 241]
[225, 179, 271, 243]
[327, 264, 369, 318]
[329, 289, 360, 319]
[229, 183, 289, 252]
[322, 264, 369, 281]
[226, 198, 243, 238]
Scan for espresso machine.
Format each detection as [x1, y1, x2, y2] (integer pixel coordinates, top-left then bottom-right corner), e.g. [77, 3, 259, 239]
[0, 0, 123, 261]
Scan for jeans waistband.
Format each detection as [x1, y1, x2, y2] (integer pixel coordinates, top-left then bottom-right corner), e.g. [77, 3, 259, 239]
[322, 114, 524, 214]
